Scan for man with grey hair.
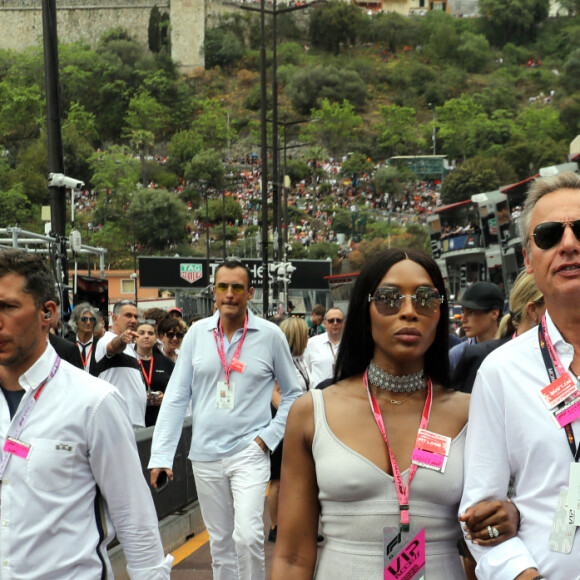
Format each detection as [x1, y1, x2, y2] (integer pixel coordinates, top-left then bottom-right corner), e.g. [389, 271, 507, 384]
[68, 301, 102, 374]
[95, 300, 146, 428]
[460, 171, 580, 579]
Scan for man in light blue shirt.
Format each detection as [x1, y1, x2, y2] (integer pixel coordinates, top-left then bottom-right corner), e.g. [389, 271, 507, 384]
[149, 260, 301, 580]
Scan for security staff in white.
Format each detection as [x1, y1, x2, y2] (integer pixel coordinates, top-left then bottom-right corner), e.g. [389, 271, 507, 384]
[303, 307, 345, 388]
[96, 299, 146, 428]
[149, 260, 301, 580]
[0, 249, 172, 579]
[460, 172, 580, 580]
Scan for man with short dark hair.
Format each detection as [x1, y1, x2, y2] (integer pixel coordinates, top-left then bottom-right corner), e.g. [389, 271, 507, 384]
[306, 304, 326, 337]
[449, 281, 504, 371]
[460, 172, 580, 579]
[149, 260, 301, 579]
[95, 300, 146, 428]
[0, 249, 172, 579]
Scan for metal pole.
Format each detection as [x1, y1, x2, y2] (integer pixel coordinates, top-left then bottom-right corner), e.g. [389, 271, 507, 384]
[222, 190, 227, 261]
[205, 190, 210, 261]
[260, 0, 269, 316]
[42, 0, 69, 321]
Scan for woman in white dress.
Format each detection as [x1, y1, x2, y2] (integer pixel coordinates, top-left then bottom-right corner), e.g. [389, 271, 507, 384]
[272, 249, 518, 579]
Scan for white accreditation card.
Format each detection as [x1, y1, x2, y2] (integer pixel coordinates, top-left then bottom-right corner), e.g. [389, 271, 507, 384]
[567, 462, 580, 526]
[216, 381, 235, 409]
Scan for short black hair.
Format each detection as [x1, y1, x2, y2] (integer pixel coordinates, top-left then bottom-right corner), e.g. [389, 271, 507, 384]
[334, 249, 450, 388]
[0, 249, 56, 309]
[215, 259, 253, 287]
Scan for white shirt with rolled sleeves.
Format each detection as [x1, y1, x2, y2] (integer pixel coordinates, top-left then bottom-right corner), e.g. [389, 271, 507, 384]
[303, 333, 339, 389]
[459, 311, 580, 580]
[0, 344, 172, 580]
[96, 330, 147, 428]
[149, 309, 302, 466]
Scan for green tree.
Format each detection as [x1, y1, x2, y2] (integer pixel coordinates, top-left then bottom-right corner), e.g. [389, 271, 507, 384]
[436, 95, 489, 161]
[562, 48, 580, 93]
[373, 166, 408, 199]
[456, 32, 493, 73]
[309, 1, 364, 55]
[441, 156, 517, 204]
[286, 66, 368, 116]
[376, 104, 421, 157]
[204, 28, 244, 70]
[191, 99, 236, 152]
[185, 149, 225, 190]
[167, 130, 204, 177]
[340, 153, 374, 185]
[0, 81, 43, 149]
[130, 189, 188, 250]
[0, 183, 34, 227]
[364, 12, 419, 53]
[300, 99, 363, 159]
[124, 89, 169, 141]
[89, 146, 140, 224]
[478, 0, 550, 46]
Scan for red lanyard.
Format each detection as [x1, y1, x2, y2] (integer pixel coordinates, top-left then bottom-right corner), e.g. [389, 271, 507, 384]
[139, 357, 154, 389]
[76, 341, 92, 369]
[364, 370, 433, 531]
[213, 314, 248, 385]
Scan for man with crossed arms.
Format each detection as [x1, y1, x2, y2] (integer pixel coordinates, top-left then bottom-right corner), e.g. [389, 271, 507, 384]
[460, 172, 580, 579]
[149, 260, 301, 580]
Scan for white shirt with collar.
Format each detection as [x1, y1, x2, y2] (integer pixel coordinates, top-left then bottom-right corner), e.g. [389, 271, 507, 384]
[0, 344, 172, 580]
[303, 332, 340, 389]
[149, 309, 302, 466]
[460, 311, 580, 580]
[96, 330, 146, 428]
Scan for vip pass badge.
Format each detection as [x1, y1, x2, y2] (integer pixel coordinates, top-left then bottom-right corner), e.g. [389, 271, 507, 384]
[216, 381, 235, 410]
[383, 527, 426, 580]
[411, 429, 451, 474]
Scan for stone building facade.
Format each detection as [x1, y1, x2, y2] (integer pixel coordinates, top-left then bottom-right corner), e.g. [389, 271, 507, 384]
[0, 0, 205, 73]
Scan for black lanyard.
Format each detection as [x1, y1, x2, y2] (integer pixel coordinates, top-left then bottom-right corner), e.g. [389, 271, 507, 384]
[538, 321, 580, 462]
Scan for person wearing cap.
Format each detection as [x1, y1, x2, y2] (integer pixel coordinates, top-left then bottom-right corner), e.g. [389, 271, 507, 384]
[449, 281, 504, 372]
[167, 306, 183, 319]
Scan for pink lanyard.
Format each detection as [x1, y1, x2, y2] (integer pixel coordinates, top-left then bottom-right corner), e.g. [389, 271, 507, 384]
[0, 356, 61, 480]
[213, 314, 248, 385]
[364, 370, 433, 531]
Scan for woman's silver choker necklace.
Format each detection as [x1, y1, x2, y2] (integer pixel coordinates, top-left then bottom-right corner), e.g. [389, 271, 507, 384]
[367, 361, 425, 393]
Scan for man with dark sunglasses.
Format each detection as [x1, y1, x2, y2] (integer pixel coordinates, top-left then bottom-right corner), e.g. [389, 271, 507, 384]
[149, 260, 301, 580]
[68, 302, 102, 375]
[304, 307, 345, 389]
[460, 172, 580, 580]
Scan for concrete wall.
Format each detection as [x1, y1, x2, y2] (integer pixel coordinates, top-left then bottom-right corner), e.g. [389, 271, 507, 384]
[0, 0, 205, 72]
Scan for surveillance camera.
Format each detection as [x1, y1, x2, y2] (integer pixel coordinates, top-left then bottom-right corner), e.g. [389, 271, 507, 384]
[48, 173, 85, 190]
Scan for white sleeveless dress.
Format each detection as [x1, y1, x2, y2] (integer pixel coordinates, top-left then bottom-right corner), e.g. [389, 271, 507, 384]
[311, 389, 467, 579]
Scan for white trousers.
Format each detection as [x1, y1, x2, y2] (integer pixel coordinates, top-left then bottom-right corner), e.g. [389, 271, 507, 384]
[191, 441, 270, 580]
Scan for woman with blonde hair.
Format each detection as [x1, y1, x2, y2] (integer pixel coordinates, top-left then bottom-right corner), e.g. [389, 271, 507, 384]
[497, 270, 545, 338]
[267, 316, 311, 542]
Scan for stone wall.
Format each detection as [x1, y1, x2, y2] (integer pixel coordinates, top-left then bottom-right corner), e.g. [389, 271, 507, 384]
[0, 0, 205, 72]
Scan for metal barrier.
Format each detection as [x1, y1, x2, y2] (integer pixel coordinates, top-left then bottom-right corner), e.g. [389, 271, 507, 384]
[135, 417, 198, 520]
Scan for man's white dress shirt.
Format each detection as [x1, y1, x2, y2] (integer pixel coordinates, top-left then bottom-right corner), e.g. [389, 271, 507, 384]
[0, 344, 172, 580]
[96, 331, 146, 427]
[303, 332, 339, 389]
[460, 311, 580, 580]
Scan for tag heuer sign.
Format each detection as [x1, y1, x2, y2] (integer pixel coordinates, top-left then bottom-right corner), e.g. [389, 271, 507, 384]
[180, 263, 203, 284]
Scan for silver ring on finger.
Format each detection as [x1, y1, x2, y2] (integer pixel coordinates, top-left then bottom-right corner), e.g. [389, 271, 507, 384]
[487, 525, 493, 539]
[487, 525, 499, 538]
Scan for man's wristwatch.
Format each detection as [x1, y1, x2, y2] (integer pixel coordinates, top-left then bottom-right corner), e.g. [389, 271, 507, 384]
[531, 575, 545, 580]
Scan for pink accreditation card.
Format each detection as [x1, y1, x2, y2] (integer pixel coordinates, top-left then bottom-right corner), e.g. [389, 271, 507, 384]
[411, 448, 447, 472]
[384, 527, 426, 580]
[3, 437, 31, 460]
[540, 373, 578, 409]
[554, 397, 580, 428]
